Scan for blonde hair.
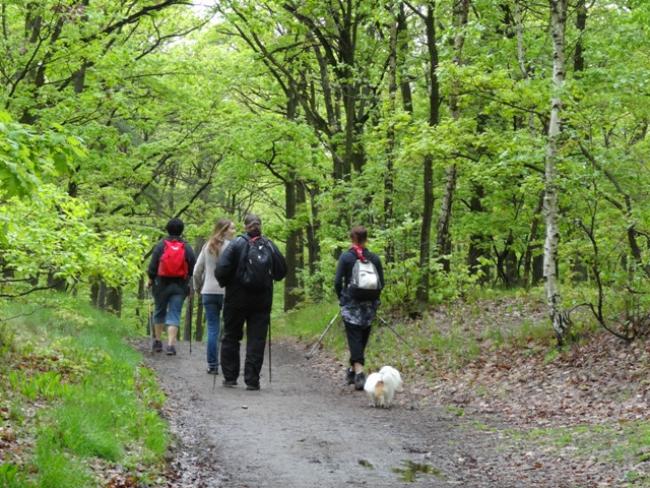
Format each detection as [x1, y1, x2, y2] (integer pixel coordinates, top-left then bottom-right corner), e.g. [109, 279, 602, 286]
[207, 218, 233, 256]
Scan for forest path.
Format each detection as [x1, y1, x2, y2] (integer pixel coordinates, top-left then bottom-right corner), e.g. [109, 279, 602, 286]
[142, 339, 585, 488]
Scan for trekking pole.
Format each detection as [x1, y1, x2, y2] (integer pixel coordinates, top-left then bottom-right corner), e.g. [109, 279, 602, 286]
[305, 311, 340, 359]
[185, 292, 193, 355]
[377, 315, 415, 350]
[268, 319, 272, 383]
[147, 289, 154, 354]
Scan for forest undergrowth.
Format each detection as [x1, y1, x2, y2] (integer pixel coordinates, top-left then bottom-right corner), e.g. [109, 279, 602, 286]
[278, 288, 650, 485]
[0, 294, 168, 488]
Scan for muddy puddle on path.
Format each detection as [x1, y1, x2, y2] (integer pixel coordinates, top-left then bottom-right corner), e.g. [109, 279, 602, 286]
[141, 340, 589, 488]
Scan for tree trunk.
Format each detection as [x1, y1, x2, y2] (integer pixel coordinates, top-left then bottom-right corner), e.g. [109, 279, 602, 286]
[435, 0, 469, 273]
[106, 287, 122, 317]
[544, 0, 568, 341]
[97, 281, 107, 310]
[183, 293, 193, 342]
[195, 299, 204, 342]
[284, 177, 301, 311]
[522, 193, 544, 287]
[296, 182, 306, 291]
[91, 281, 99, 307]
[467, 184, 490, 281]
[436, 166, 457, 273]
[383, 11, 399, 264]
[397, 3, 413, 115]
[194, 237, 206, 341]
[532, 255, 544, 284]
[574, 0, 587, 74]
[284, 86, 302, 311]
[416, 2, 440, 305]
[305, 183, 323, 300]
[46, 271, 66, 292]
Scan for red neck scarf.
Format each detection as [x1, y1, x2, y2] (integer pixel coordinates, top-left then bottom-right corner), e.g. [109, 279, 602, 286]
[351, 244, 366, 262]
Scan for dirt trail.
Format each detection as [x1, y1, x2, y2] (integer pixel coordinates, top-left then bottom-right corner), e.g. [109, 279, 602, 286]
[142, 340, 595, 488]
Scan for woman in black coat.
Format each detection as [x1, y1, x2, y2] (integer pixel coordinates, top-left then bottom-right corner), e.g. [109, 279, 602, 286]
[334, 225, 384, 390]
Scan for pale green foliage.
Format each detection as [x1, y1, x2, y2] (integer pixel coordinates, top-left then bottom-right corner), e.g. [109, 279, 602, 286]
[0, 112, 84, 199]
[1, 184, 146, 287]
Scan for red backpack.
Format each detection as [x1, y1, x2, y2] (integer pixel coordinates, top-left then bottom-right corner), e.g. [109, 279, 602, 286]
[157, 239, 188, 279]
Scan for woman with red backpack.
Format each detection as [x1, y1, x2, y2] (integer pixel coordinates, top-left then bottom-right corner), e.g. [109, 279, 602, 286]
[334, 225, 384, 390]
[147, 218, 196, 356]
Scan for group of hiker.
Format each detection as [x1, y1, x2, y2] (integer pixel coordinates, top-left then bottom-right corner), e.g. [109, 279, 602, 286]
[147, 215, 384, 391]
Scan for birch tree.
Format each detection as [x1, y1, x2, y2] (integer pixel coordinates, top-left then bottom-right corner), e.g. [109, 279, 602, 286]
[544, 0, 569, 342]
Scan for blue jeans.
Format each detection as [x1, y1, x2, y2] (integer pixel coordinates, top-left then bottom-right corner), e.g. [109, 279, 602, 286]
[153, 293, 185, 326]
[203, 294, 224, 369]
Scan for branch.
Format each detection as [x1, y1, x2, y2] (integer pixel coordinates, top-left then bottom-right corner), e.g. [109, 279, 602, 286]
[83, 0, 192, 42]
[578, 141, 631, 212]
[256, 141, 288, 183]
[172, 155, 223, 219]
[0, 285, 55, 299]
[135, 19, 209, 61]
[0, 307, 40, 323]
[403, 0, 427, 20]
[283, 1, 338, 67]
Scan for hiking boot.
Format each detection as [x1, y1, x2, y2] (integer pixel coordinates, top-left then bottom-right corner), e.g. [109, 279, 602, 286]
[223, 379, 237, 387]
[345, 367, 355, 385]
[354, 372, 366, 391]
[152, 339, 163, 353]
[165, 345, 176, 356]
[207, 367, 219, 375]
[245, 383, 260, 391]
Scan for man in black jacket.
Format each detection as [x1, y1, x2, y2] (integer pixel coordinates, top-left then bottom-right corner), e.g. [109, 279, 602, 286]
[215, 214, 287, 390]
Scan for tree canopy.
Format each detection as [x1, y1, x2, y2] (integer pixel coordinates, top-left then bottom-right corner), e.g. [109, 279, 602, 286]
[1, 0, 649, 340]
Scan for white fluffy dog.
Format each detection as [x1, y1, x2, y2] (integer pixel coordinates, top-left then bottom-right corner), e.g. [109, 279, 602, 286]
[364, 365, 404, 408]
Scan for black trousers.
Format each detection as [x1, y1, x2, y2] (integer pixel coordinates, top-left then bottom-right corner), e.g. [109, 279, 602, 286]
[220, 305, 270, 386]
[344, 321, 371, 366]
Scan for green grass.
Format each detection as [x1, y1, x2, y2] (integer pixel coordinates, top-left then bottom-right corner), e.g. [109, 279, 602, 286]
[272, 300, 340, 339]
[35, 429, 94, 488]
[511, 421, 650, 465]
[0, 463, 31, 488]
[0, 293, 169, 487]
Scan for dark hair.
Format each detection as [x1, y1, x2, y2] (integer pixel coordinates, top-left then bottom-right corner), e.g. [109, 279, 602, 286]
[350, 225, 367, 244]
[166, 218, 184, 236]
[244, 214, 262, 236]
[244, 214, 261, 227]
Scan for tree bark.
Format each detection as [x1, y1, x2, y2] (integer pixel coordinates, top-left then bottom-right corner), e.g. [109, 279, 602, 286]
[284, 177, 301, 311]
[97, 280, 107, 310]
[284, 87, 302, 311]
[397, 3, 413, 115]
[384, 10, 399, 264]
[416, 1, 440, 305]
[522, 193, 544, 287]
[46, 271, 66, 292]
[467, 184, 490, 281]
[305, 182, 323, 300]
[574, 0, 587, 74]
[544, 0, 568, 341]
[194, 237, 206, 341]
[105, 287, 122, 317]
[435, 0, 469, 273]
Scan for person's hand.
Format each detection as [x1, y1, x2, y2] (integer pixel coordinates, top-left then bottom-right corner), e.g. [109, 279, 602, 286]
[147, 279, 153, 289]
